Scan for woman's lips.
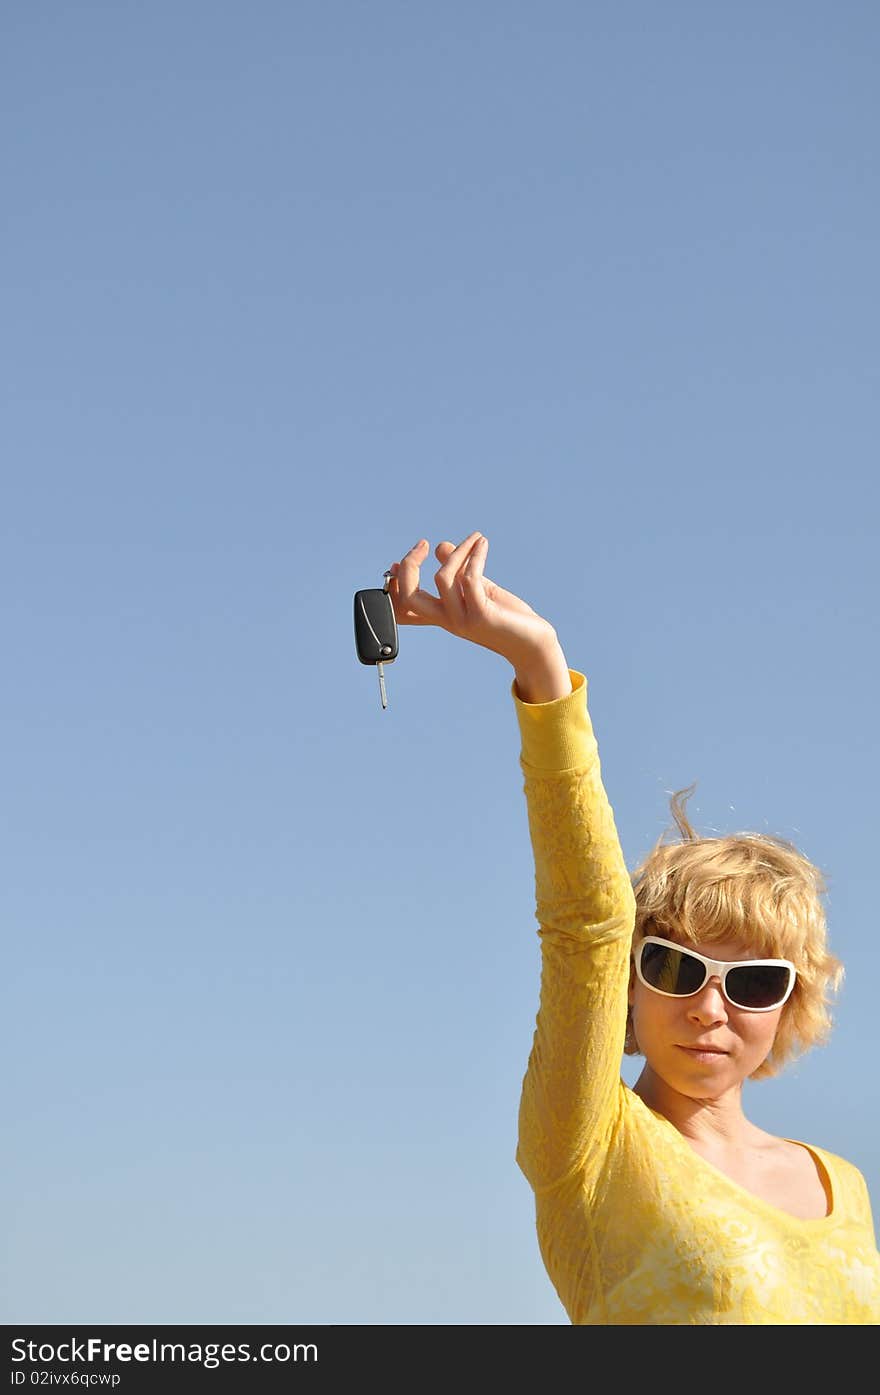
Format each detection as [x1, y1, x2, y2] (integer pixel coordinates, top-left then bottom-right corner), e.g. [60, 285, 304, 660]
[677, 1044, 728, 1058]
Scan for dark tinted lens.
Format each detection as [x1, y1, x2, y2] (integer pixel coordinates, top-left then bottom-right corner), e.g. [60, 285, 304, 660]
[725, 963, 791, 1009]
[640, 942, 707, 996]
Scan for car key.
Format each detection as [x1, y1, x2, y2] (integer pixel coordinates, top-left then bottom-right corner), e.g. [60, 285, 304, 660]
[353, 570, 399, 710]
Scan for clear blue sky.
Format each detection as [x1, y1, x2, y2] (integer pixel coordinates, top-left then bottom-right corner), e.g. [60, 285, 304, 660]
[4, 2, 878, 1325]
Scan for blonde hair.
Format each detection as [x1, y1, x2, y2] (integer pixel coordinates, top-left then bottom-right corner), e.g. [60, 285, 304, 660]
[625, 785, 844, 1079]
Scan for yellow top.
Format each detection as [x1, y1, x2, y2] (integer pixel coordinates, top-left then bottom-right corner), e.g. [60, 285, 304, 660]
[513, 670, 880, 1325]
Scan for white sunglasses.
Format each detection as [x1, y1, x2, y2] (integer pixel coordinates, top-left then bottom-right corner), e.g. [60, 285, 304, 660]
[635, 935, 797, 1012]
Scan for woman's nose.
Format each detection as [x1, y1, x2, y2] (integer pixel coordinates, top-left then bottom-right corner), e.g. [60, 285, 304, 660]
[687, 977, 729, 1022]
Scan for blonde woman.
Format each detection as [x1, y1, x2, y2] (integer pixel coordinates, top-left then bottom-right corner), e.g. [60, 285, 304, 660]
[387, 531, 880, 1325]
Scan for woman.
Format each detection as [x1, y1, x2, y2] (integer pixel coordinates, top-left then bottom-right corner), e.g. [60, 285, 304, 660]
[387, 531, 880, 1325]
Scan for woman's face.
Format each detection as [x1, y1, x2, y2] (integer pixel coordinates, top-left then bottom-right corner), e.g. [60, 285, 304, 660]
[628, 934, 785, 1099]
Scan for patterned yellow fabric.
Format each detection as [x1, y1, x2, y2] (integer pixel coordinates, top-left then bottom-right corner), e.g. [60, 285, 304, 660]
[513, 670, 880, 1325]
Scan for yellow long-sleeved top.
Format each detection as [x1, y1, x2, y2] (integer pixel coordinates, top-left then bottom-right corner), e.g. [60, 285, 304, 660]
[514, 669, 880, 1325]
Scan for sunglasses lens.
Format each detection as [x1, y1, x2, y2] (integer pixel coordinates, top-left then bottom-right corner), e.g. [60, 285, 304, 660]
[725, 964, 791, 1009]
[639, 942, 706, 996]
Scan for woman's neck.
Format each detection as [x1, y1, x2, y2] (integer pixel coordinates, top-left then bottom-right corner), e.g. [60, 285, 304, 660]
[632, 1064, 762, 1149]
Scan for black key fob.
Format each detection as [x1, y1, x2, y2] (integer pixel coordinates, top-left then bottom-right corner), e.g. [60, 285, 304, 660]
[354, 574, 398, 709]
[353, 585, 398, 666]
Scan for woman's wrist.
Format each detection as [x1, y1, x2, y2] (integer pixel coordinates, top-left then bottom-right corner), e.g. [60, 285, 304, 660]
[511, 633, 572, 704]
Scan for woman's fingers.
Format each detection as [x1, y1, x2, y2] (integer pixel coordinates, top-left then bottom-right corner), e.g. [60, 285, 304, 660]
[389, 532, 491, 630]
[462, 532, 487, 576]
[461, 534, 489, 612]
[433, 532, 484, 616]
[389, 540, 444, 626]
[434, 531, 482, 580]
[436, 535, 490, 605]
[385, 562, 418, 624]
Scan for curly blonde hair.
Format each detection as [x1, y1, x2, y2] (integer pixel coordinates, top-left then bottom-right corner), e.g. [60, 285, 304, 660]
[625, 785, 844, 1079]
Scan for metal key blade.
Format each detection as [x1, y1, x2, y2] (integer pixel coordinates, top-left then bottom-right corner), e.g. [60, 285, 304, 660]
[377, 662, 388, 710]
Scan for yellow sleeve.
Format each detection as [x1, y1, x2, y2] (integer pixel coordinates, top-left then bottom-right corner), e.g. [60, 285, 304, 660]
[513, 670, 636, 1192]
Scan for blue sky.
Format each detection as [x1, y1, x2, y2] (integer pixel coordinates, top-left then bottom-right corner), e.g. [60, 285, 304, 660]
[4, 2, 878, 1325]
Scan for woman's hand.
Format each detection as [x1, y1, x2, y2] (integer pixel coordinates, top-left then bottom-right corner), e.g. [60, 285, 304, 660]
[387, 532, 572, 702]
